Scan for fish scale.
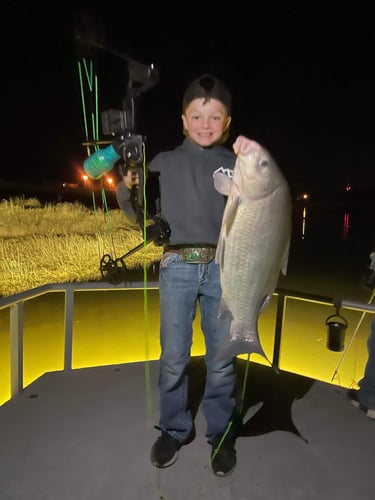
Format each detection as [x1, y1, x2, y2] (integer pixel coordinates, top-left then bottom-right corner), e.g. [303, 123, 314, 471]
[223, 198, 289, 317]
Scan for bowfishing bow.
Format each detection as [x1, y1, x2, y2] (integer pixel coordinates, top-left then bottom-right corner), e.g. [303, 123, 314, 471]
[75, 22, 168, 283]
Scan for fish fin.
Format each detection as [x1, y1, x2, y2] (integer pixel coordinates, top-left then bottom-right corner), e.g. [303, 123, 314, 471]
[259, 294, 273, 314]
[215, 325, 272, 365]
[215, 185, 241, 267]
[213, 172, 232, 196]
[223, 186, 241, 235]
[215, 336, 271, 364]
[263, 239, 291, 303]
[215, 231, 225, 267]
[218, 296, 233, 320]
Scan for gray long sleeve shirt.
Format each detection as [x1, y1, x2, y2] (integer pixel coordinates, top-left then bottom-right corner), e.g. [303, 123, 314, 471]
[117, 138, 235, 246]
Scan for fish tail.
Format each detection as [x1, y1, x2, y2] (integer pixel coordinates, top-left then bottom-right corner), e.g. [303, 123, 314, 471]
[215, 335, 272, 365]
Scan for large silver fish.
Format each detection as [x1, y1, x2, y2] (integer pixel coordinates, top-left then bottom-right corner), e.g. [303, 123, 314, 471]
[214, 140, 291, 362]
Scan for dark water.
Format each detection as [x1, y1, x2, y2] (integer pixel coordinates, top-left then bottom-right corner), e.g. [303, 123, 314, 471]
[280, 199, 375, 302]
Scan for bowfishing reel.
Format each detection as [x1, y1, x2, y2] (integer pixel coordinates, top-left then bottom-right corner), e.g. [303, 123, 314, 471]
[101, 112, 145, 171]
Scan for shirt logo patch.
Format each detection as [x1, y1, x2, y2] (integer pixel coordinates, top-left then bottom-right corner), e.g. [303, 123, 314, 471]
[213, 166, 233, 179]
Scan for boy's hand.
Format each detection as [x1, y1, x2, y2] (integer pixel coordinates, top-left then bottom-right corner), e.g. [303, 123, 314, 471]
[232, 135, 259, 156]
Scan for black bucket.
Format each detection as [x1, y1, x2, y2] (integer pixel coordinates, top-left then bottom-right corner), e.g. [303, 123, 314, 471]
[326, 314, 348, 352]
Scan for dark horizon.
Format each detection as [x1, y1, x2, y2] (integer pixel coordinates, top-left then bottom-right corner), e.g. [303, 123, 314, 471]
[1, 176, 374, 206]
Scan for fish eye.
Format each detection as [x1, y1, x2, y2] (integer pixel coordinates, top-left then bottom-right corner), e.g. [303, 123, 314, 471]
[259, 159, 269, 167]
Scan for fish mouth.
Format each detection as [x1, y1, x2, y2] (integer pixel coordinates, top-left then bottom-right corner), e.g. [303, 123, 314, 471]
[237, 144, 261, 157]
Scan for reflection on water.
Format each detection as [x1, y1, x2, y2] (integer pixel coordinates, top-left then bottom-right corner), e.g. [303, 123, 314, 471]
[295, 200, 372, 248]
[283, 200, 374, 300]
[300, 206, 307, 240]
[343, 211, 350, 240]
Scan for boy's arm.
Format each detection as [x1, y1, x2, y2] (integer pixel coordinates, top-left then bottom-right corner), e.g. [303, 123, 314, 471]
[116, 167, 160, 218]
[116, 176, 139, 223]
[116, 170, 169, 245]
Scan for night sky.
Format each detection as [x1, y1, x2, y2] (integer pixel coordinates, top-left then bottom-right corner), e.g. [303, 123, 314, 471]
[2, 1, 375, 197]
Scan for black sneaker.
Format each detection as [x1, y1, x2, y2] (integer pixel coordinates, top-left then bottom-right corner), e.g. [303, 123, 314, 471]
[210, 434, 237, 477]
[347, 389, 375, 420]
[150, 427, 196, 468]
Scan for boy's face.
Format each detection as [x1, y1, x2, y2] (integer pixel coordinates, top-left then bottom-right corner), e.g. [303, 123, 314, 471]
[182, 98, 231, 147]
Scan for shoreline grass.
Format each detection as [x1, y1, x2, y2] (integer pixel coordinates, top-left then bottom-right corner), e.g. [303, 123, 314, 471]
[0, 197, 163, 297]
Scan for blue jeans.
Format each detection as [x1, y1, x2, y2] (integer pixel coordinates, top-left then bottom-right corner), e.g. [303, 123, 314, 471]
[358, 315, 375, 409]
[158, 252, 236, 441]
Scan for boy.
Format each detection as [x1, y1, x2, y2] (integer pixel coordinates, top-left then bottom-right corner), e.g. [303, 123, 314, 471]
[117, 73, 255, 476]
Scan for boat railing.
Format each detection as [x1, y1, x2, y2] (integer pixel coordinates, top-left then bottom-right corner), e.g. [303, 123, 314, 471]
[1, 281, 374, 405]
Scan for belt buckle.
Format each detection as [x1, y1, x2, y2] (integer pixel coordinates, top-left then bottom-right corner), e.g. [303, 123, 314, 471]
[181, 247, 215, 264]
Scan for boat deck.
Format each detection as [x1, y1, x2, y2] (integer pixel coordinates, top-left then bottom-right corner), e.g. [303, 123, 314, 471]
[0, 358, 374, 500]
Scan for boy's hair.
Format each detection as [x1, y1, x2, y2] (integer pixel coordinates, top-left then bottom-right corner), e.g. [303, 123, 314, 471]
[182, 74, 232, 115]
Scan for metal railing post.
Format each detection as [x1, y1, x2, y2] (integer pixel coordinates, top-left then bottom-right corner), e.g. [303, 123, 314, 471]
[64, 287, 75, 371]
[9, 302, 24, 397]
[272, 292, 286, 371]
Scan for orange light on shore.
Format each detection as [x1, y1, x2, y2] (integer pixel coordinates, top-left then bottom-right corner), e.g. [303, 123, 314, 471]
[82, 174, 88, 187]
[297, 193, 310, 201]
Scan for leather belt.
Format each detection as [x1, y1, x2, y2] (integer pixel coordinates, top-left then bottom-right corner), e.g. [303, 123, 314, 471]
[163, 245, 216, 264]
